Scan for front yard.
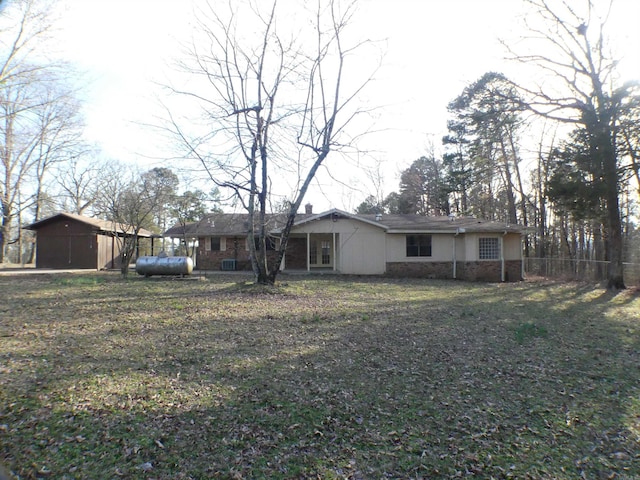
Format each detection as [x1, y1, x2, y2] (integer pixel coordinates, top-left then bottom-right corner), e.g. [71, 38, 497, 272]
[1, 273, 639, 479]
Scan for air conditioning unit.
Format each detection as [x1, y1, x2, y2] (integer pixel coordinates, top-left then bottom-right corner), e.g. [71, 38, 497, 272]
[221, 259, 236, 271]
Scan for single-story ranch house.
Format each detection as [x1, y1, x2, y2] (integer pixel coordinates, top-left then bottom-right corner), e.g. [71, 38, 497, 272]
[25, 213, 154, 270]
[165, 207, 526, 282]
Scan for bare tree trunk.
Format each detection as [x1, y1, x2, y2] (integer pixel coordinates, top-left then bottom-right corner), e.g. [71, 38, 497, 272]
[507, 0, 629, 288]
[120, 236, 136, 276]
[168, 1, 376, 286]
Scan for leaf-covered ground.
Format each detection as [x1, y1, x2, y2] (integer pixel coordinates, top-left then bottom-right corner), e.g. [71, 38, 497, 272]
[1, 273, 639, 479]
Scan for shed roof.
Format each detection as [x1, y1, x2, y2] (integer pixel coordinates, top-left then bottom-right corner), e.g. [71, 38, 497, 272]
[25, 212, 154, 237]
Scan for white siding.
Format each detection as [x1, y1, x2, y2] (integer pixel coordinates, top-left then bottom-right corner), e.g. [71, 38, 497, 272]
[463, 232, 522, 261]
[455, 235, 466, 261]
[385, 232, 520, 264]
[502, 233, 522, 260]
[290, 215, 523, 274]
[465, 233, 496, 261]
[386, 233, 455, 262]
[340, 229, 386, 274]
[293, 218, 386, 274]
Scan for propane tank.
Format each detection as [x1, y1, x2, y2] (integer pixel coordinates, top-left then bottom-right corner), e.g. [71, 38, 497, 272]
[135, 256, 194, 277]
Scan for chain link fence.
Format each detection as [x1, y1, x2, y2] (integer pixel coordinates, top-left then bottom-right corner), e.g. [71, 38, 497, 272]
[524, 257, 640, 286]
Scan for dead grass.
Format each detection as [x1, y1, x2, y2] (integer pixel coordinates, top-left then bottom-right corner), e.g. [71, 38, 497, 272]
[1, 272, 639, 479]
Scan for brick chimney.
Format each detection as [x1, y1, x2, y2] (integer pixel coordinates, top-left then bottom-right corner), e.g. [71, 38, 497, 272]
[305, 203, 313, 214]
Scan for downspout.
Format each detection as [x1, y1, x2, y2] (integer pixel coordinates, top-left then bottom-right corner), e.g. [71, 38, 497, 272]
[501, 231, 507, 282]
[521, 232, 525, 281]
[453, 229, 460, 279]
[332, 232, 337, 272]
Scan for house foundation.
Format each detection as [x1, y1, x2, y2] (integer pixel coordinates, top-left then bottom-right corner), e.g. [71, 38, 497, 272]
[386, 260, 523, 282]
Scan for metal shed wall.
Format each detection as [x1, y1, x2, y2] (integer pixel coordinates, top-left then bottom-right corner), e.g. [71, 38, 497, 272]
[34, 219, 98, 269]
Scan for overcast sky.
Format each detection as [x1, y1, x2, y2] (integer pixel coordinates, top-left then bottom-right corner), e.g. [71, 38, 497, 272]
[49, 0, 640, 212]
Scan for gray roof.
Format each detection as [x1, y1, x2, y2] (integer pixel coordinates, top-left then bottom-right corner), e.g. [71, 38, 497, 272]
[165, 209, 525, 237]
[164, 213, 308, 237]
[25, 212, 154, 237]
[356, 213, 525, 233]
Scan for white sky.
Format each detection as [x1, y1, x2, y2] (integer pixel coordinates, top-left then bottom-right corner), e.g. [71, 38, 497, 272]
[48, 0, 640, 212]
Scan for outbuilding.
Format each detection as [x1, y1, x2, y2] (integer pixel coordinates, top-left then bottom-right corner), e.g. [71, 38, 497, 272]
[25, 213, 153, 270]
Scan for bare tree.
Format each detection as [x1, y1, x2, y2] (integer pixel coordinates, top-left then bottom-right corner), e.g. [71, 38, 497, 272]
[0, 0, 78, 263]
[0, 0, 51, 87]
[21, 88, 86, 265]
[165, 0, 377, 284]
[56, 155, 101, 215]
[29, 83, 85, 219]
[618, 94, 640, 198]
[531, 123, 558, 262]
[505, 0, 637, 289]
[95, 165, 179, 276]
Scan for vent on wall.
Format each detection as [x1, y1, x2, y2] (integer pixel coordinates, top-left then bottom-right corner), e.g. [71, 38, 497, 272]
[221, 259, 236, 271]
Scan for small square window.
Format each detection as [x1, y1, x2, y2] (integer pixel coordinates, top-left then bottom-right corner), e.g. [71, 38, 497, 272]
[479, 237, 499, 260]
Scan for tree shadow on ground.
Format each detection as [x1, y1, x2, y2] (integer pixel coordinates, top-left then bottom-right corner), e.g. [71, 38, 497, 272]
[1, 275, 638, 479]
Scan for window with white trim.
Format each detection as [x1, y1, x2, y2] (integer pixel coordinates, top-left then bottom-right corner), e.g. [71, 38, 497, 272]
[406, 235, 432, 257]
[321, 241, 331, 265]
[479, 237, 499, 260]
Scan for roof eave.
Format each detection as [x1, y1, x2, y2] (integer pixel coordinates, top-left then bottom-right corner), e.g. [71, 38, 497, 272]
[288, 208, 388, 230]
[387, 229, 458, 234]
[386, 227, 524, 234]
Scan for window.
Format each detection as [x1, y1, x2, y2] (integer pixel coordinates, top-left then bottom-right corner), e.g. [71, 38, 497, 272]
[479, 237, 500, 260]
[321, 241, 331, 265]
[406, 235, 432, 257]
[210, 237, 221, 251]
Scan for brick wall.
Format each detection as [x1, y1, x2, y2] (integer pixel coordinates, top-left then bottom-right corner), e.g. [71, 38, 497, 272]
[386, 260, 522, 282]
[456, 261, 501, 282]
[285, 237, 307, 269]
[196, 236, 282, 271]
[386, 262, 454, 279]
[196, 236, 247, 270]
[457, 260, 522, 282]
[505, 260, 523, 282]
